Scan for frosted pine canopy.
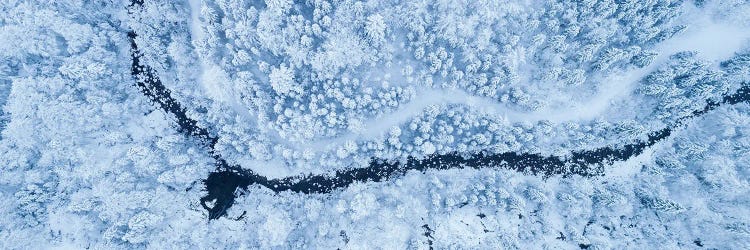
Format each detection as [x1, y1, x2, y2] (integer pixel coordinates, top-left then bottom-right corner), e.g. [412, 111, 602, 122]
[1, 0, 750, 248]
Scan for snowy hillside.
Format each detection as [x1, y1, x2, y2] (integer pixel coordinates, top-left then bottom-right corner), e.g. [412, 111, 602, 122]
[1, 0, 750, 248]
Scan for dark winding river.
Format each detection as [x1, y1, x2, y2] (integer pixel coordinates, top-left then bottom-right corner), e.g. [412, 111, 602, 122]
[126, 3, 750, 219]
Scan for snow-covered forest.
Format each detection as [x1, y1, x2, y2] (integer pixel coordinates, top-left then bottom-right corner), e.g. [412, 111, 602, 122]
[1, 0, 750, 248]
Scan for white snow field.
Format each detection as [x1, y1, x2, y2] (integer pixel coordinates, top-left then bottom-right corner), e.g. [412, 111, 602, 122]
[178, 0, 750, 178]
[1, 0, 750, 248]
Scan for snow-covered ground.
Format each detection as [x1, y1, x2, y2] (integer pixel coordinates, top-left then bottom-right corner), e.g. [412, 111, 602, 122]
[179, 0, 750, 179]
[2, 0, 750, 248]
[182, 0, 750, 163]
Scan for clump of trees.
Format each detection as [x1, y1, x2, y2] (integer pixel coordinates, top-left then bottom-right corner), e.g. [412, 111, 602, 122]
[399, 0, 682, 110]
[637, 51, 731, 122]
